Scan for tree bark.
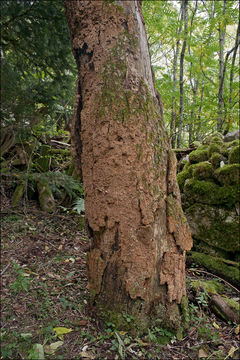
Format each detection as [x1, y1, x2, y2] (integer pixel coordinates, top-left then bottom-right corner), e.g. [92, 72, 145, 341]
[64, 0, 192, 332]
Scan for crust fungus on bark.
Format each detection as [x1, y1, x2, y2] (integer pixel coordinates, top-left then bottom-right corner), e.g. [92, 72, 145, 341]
[64, 0, 192, 332]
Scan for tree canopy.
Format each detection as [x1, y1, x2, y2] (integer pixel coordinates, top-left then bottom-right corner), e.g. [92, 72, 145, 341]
[1, 0, 76, 139]
[143, 0, 239, 147]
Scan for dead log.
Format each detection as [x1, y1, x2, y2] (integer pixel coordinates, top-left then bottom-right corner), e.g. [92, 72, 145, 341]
[210, 294, 239, 323]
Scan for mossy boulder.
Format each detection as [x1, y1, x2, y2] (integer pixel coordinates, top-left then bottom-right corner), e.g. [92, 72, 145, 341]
[189, 149, 208, 164]
[195, 240, 229, 259]
[225, 139, 240, 148]
[208, 142, 221, 158]
[183, 179, 239, 208]
[209, 152, 223, 169]
[192, 161, 213, 180]
[214, 164, 240, 186]
[229, 145, 240, 164]
[203, 133, 224, 145]
[177, 169, 191, 192]
[185, 203, 239, 252]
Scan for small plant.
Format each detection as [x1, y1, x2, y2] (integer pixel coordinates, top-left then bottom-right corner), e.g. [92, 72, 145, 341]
[9, 263, 32, 293]
[72, 197, 85, 214]
[196, 289, 209, 308]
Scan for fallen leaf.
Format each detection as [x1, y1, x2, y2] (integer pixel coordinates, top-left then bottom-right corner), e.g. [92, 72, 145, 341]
[235, 325, 240, 335]
[32, 344, 45, 359]
[53, 327, 73, 340]
[198, 348, 208, 358]
[79, 351, 95, 359]
[58, 245, 63, 250]
[213, 321, 220, 329]
[44, 341, 63, 355]
[136, 339, 149, 346]
[79, 320, 88, 326]
[228, 346, 236, 358]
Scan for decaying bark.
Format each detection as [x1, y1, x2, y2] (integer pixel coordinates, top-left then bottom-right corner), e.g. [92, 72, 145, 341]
[65, 0, 192, 330]
[211, 294, 239, 323]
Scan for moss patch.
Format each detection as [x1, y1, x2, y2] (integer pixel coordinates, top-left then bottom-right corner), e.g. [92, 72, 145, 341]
[208, 143, 221, 158]
[187, 251, 240, 287]
[190, 279, 224, 294]
[210, 152, 223, 169]
[214, 164, 240, 186]
[185, 203, 239, 252]
[229, 145, 240, 164]
[189, 149, 208, 164]
[192, 161, 213, 180]
[183, 179, 239, 208]
[177, 169, 191, 192]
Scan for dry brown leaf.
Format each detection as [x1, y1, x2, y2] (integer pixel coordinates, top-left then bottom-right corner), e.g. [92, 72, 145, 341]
[198, 348, 208, 358]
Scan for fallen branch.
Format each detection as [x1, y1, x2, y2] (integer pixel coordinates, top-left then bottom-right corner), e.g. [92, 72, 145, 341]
[1, 263, 11, 276]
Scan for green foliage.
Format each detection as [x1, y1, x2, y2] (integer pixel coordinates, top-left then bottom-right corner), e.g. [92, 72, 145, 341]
[143, 0, 239, 145]
[0, 0, 76, 135]
[9, 263, 32, 294]
[31, 171, 83, 199]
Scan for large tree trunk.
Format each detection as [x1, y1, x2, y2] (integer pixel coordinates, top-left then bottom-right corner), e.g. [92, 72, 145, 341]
[64, 0, 192, 332]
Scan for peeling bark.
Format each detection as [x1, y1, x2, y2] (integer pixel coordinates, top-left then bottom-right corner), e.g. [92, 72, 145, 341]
[65, 0, 192, 331]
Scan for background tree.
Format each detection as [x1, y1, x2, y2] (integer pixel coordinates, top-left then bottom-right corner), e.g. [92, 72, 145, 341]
[143, 0, 239, 147]
[0, 0, 76, 139]
[64, 0, 192, 333]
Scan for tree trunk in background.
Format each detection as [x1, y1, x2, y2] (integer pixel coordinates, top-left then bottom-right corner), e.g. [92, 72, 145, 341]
[177, 0, 188, 148]
[170, 2, 184, 149]
[64, 0, 192, 332]
[217, 0, 226, 132]
[224, 19, 240, 134]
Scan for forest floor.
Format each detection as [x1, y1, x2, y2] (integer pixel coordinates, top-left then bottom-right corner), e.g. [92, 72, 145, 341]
[1, 199, 239, 360]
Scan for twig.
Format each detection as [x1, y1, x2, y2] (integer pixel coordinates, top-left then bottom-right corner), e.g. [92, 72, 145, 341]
[0, 263, 11, 276]
[188, 268, 240, 293]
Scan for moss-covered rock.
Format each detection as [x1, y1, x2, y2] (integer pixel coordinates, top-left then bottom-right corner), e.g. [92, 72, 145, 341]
[192, 161, 213, 180]
[177, 169, 191, 192]
[203, 133, 224, 145]
[185, 203, 239, 252]
[208, 143, 221, 158]
[183, 161, 191, 171]
[210, 136, 224, 145]
[229, 145, 240, 164]
[225, 139, 240, 150]
[187, 251, 240, 288]
[189, 149, 208, 164]
[183, 179, 239, 208]
[210, 152, 223, 169]
[195, 240, 229, 259]
[214, 164, 240, 186]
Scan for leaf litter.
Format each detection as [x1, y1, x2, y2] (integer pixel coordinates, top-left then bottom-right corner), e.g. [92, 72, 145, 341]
[1, 203, 239, 359]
